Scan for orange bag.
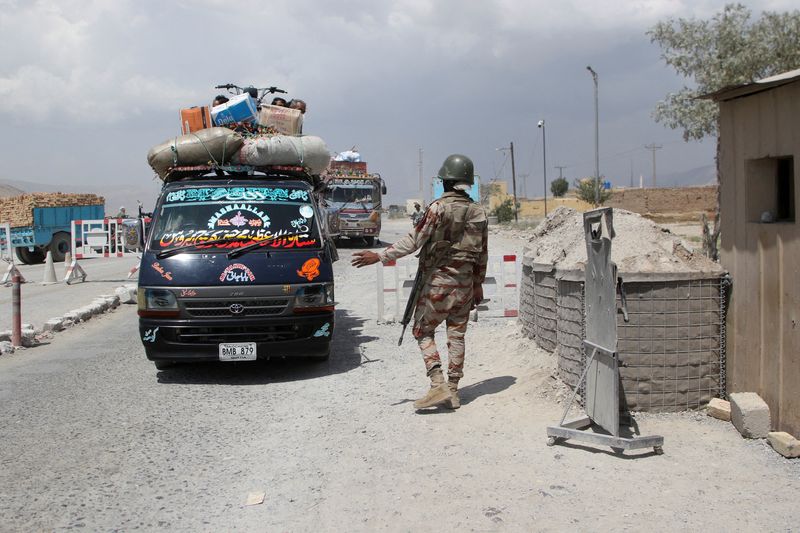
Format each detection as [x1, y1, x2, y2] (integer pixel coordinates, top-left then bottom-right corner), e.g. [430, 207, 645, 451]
[180, 106, 212, 134]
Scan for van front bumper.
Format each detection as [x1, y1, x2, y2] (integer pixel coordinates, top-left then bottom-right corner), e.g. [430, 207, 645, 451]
[139, 312, 334, 362]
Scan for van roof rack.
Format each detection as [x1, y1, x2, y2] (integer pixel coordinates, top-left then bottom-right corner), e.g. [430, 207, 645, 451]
[162, 164, 317, 184]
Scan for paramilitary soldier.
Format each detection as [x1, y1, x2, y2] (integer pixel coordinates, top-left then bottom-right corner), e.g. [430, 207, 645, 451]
[352, 154, 488, 410]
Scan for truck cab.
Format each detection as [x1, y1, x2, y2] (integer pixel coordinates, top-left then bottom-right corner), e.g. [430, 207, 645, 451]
[137, 172, 336, 369]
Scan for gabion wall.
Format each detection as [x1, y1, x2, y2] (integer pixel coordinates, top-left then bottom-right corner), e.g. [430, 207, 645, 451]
[520, 257, 727, 412]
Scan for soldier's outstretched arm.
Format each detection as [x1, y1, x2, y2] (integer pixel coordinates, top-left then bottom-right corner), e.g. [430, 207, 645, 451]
[352, 204, 440, 268]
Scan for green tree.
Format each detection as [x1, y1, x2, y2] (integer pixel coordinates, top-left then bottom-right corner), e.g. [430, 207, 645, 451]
[648, 3, 800, 260]
[550, 177, 568, 197]
[648, 3, 800, 142]
[492, 198, 516, 223]
[573, 178, 611, 205]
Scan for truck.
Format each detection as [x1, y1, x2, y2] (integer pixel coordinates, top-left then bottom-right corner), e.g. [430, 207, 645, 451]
[322, 160, 386, 246]
[0, 193, 105, 264]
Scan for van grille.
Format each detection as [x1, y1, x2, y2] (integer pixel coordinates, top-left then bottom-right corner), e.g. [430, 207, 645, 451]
[183, 298, 290, 318]
[173, 324, 300, 344]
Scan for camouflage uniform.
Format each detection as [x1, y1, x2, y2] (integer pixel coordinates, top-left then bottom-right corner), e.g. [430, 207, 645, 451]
[379, 191, 488, 383]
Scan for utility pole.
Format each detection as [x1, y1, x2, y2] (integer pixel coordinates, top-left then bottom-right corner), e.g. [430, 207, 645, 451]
[645, 143, 662, 188]
[629, 159, 634, 188]
[538, 120, 548, 217]
[418, 148, 423, 203]
[510, 141, 519, 222]
[554, 165, 566, 180]
[587, 66, 600, 206]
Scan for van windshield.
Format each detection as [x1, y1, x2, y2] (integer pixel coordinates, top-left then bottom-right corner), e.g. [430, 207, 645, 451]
[149, 185, 321, 252]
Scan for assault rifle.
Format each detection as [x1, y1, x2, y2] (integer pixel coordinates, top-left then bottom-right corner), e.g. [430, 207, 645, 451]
[398, 240, 451, 346]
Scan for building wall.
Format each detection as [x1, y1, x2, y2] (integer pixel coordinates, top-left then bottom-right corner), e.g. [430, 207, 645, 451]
[719, 80, 800, 436]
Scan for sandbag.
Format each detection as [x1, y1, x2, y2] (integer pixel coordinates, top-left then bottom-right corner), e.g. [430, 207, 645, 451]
[147, 127, 244, 178]
[234, 135, 331, 175]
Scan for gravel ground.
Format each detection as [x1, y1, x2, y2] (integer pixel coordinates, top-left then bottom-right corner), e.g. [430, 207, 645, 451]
[0, 219, 798, 532]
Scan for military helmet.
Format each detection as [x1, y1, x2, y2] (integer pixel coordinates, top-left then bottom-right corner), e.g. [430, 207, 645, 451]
[438, 154, 474, 185]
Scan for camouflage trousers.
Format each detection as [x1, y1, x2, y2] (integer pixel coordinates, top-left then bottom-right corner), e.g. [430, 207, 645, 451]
[412, 270, 474, 381]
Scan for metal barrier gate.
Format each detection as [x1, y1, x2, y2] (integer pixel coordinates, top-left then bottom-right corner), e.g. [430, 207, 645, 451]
[376, 254, 520, 321]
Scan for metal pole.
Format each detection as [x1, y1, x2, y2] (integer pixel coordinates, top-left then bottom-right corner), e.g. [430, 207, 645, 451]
[11, 273, 21, 347]
[418, 148, 423, 204]
[509, 142, 518, 222]
[587, 66, 599, 206]
[541, 122, 548, 217]
[645, 143, 662, 188]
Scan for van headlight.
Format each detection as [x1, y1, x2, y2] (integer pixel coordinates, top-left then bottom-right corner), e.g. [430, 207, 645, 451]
[293, 283, 335, 313]
[138, 288, 179, 317]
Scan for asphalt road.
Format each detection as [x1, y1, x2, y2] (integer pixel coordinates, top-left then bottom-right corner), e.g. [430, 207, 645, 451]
[1, 219, 798, 532]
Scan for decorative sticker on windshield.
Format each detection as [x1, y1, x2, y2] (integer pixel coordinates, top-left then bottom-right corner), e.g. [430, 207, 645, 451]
[166, 187, 309, 204]
[299, 205, 314, 218]
[297, 258, 321, 281]
[207, 204, 270, 229]
[290, 217, 309, 231]
[158, 229, 317, 250]
[219, 263, 256, 283]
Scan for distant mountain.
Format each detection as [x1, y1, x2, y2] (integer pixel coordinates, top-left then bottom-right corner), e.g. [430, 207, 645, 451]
[0, 178, 163, 214]
[654, 164, 716, 188]
[0, 182, 25, 197]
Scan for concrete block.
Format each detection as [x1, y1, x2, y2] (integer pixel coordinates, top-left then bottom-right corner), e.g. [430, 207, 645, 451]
[767, 432, 800, 458]
[43, 318, 65, 332]
[0, 330, 10, 342]
[730, 392, 771, 439]
[0, 340, 13, 354]
[115, 286, 136, 304]
[707, 398, 731, 422]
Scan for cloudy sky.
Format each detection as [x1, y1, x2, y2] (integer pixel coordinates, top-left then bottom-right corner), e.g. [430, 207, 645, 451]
[0, 0, 795, 209]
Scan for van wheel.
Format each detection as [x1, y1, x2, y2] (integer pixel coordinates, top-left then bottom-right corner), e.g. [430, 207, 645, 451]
[48, 232, 70, 262]
[16, 247, 45, 265]
[364, 236, 375, 246]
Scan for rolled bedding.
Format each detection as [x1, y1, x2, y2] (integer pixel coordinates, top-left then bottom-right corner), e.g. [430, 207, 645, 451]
[234, 135, 331, 175]
[147, 127, 244, 178]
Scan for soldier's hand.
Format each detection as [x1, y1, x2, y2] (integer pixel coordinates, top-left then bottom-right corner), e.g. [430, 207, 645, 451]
[352, 250, 380, 268]
[472, 285, 484, 309]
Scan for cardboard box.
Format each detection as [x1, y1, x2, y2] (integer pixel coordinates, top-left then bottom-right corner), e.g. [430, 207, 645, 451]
[211, 93, 258, 126]
[258, 105, 303, 135]
[180, 106, 212, 134]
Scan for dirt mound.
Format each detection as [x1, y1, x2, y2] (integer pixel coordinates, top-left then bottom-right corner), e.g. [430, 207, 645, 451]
[523, 206, 724, 274]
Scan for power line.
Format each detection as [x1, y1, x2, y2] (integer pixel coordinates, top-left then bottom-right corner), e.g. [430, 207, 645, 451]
[644, 142, 663, 187]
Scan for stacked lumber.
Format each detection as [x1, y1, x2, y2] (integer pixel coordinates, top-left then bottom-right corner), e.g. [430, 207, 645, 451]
[0, 193, 104, 228]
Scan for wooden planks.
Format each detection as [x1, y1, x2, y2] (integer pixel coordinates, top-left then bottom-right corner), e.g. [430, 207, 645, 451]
[0, 193, 104, 228]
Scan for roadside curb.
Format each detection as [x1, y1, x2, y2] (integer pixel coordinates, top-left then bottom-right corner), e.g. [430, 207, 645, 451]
[0, 284, 137, 355]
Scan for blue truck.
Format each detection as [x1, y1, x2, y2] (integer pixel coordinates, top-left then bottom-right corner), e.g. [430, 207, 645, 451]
[6, 203, 105, 264]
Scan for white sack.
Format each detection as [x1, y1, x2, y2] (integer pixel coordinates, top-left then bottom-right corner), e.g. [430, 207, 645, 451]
[235, 135, 331, 175]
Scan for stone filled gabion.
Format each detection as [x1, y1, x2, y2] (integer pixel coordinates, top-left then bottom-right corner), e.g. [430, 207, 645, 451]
[519, 207, 728, 413]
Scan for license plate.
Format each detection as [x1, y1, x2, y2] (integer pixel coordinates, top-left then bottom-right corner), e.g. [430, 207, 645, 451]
[219, 342, 257, 361]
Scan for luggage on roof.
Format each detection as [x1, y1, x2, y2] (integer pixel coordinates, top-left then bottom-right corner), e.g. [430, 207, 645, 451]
[258, 105, 303, 135]
[211, 93, 258, 126]
[180, 106, 212, 134]
[234, 135, 330, 176]
[147, 127, 244, 179]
